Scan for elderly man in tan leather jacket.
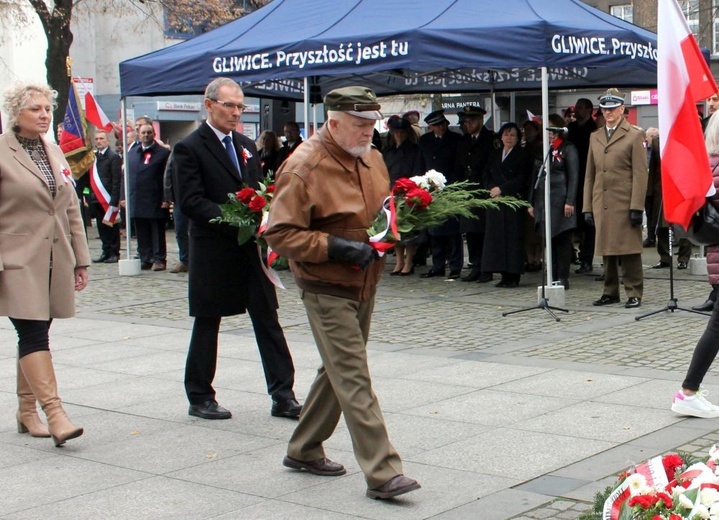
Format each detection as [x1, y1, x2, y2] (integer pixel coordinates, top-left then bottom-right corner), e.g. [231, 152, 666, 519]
[265, 86, 420, 501]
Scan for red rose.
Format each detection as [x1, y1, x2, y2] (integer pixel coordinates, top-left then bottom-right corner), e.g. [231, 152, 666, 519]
[392, 177, 417, 195]
[628, 494, 659, 509]
[265, 184, 276, 194]
[662, 454, 684, 479]
[248, 195, 267, 212]
[236, 187, 256, 204]
[405, 187, 432, 209]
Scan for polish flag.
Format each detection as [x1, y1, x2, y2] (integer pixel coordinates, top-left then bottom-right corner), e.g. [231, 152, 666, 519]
[659, 0, 717, 229]
[526, 110, 541, 123]
[84, 92, 113, 132]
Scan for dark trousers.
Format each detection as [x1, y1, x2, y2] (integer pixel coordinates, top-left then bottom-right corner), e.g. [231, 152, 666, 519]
[9, 318, 51, 358]
[135, 218, 166, 264]
[184, 309, 296, 405]
[90, 203, 120, 257]
[656, 227, 692, 264]
[577, 218, 595, 265]
[429, 233, 464, 273]
[173, 206, 189, 265]
[683, 300, 719, 391]
[551, 230, 573, 281]
[465, 232, 485, 271]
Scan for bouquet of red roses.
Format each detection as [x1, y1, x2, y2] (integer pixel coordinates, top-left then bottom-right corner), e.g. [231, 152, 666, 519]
[367, 169, 528, 253]
[211, 177, 275, 245]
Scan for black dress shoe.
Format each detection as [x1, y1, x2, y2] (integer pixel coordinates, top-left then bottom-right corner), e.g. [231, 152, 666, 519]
[367, 475, 421, 500]
[575, 262, 593, 274]
[477, 273, 493, 283]
[625, 297, 641, 308]
[677, 261, 688, 270]
[389, 270, 402, 276]
[593, 295, 620, 306]
[495, 280, 508, 287]
[283, 455, 346, 476]
[399, 268, 414, 276]
[271, 398, 302, 419]
[559, 279, 570, 290]
[420, 270, 443, 278]
[461, 270, 482, 282]
[447, 271, 461, 279]
[651, 261, 670, 269]
[92, 254, 108, 263]
[188, 400, 232, 420]
[141, 262, 153, 270]
[693, 299, 716, 312]
[643, 238, 656, 247]
[104, 255, 119, 263]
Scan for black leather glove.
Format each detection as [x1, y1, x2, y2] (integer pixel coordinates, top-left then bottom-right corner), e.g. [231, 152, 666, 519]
[327, 236, 377, 269]
[583, 212, 594, 227]
[629, 210, 643, 228]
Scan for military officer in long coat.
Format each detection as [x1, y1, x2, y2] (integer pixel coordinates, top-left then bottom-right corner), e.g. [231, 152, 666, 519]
[583, 89, 648, 308]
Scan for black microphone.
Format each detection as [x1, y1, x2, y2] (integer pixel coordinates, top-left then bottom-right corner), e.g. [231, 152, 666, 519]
[546, 126, 568, 133]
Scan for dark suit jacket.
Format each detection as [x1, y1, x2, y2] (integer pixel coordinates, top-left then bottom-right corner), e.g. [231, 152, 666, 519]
[172, 122, 277, 317]
[88, 148, 122, 207]
[127, 141, 170, 219]
[277, 138, 303, 167]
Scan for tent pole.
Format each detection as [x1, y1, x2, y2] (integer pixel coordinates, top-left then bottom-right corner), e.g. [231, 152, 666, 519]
[303, 77, 310, 139]
[118, 97, 140, 276]
[541, 67, 554, 284]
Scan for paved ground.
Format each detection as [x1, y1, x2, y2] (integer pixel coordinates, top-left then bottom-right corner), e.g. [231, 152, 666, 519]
[2, 229, 719, 519]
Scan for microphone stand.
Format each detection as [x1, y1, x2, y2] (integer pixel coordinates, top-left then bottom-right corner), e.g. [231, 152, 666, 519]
[503, 146, 568, 322]
[635, 213, 709, 320]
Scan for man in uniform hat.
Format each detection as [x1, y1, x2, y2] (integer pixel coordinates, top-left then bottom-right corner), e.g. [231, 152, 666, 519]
[418, 109, 464, 279]
[583, 88, 648, 308]
[265, 86, 420, 500]
[456, 105, 495, 282]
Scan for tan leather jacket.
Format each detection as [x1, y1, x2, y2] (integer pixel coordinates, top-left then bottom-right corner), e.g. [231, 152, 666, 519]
[264, 126, 389, 301]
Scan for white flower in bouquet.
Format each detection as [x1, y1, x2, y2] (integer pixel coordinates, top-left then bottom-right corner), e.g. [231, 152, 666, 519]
[409, 169, 447, 190]
[695, 503, 711, 519]
[702, 487, 719, 506]
[626, 473, 649, 495]
[710, 444, 719, 461]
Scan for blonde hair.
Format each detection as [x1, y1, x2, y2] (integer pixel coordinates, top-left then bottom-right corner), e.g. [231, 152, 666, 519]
[706, 111, 719, 154]
[2, 82, 58, 129]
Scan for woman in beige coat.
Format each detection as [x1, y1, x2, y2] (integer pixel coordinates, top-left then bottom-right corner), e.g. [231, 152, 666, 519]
[0, 83, 90, 446]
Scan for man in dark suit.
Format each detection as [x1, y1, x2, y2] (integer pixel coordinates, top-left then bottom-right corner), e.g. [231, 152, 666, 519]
[126, 124, 170, 271]
[417, 109, 464, 279]
[276, 121, 303, 167]
[88, 130, 122, 263]
[172, 77, 301, 421]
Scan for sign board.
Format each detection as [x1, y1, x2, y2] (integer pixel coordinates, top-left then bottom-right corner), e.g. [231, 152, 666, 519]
[630, 89, 658, 106]
[157, 101, 202, 112]
[72, 77, 94, 109]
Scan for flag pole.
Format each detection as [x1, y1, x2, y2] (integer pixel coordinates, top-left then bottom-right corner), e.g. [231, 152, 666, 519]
[118, 97, 141, 276]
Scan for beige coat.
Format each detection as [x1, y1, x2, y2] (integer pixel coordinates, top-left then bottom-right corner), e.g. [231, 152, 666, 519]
[0, 132, 90, 320]
[583, 118, 648, 256]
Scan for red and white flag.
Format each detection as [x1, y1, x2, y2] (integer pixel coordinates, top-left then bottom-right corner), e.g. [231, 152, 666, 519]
[526, 109, 541, 123]
[659, 0, 718, 229]
[84, 92, 113, 132]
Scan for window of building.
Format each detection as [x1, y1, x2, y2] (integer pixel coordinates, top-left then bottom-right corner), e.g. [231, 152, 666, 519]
[610, 4, 633, 23]
[679, 0, 700, 39]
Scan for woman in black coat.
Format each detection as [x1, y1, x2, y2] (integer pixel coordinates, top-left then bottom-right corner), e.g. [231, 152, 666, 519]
[382, 118, 420, 275]
[258, 131, 282, 177]
[482, 122, 532, 287]
[528, 114, 578, 288]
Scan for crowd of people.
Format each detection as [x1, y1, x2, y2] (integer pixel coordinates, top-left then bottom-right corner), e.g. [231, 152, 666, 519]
[7, 77, 719, 504]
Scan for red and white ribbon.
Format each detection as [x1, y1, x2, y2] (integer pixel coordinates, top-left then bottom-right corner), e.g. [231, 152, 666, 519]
[89, 159, 119, 224]
[257, 211, 284, 289]
[368, 196, 398, 255]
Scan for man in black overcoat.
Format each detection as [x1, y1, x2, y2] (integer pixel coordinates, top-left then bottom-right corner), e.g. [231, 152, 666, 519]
[455, 105, 495, 282]
[172, 77, 301, 421]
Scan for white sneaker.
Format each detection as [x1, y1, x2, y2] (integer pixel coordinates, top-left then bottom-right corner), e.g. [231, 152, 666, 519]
[671, 389, 719, 418]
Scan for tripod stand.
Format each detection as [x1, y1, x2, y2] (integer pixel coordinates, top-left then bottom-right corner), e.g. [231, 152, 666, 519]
[635, 224, 708, 321]
[503, 147, 568, 322]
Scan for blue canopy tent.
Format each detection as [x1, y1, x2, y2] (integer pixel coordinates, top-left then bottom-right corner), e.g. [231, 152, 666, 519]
[118, 0, 658, 283]
[119, 0, 657, 99]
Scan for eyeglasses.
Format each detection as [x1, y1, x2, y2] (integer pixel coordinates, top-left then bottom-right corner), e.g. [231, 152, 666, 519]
[208, 99, 246, 112]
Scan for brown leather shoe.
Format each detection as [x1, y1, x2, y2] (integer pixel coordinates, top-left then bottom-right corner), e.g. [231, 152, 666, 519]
[152, 262, 166, 271]
[282, 455, 346, 476]
[366, 475, 421, 499]
[169, 262, 188, 273]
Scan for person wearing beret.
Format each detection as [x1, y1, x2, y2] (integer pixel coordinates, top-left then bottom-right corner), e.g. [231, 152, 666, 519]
[383, 116, 420, 275]
[418, 109, 464, 279]
[583, 88, 647, 308]
[0, 82, 90, 446]
[265, 86, 420, 500]
[455, 105, 495, 282]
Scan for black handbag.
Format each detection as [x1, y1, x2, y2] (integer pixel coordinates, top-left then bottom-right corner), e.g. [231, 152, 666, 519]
[687, 198, 719, 246]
